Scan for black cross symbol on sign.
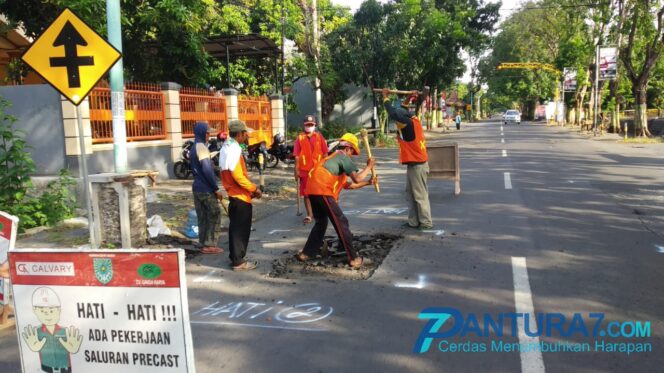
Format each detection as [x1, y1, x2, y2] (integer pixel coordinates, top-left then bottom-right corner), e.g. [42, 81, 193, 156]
[49, 21, 94, 88]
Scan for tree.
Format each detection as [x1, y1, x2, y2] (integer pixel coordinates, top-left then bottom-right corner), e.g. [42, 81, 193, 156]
[618, 0, 664, 136]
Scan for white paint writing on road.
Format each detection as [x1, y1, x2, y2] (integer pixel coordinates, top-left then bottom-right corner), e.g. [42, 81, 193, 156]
[346, 208, 408, 216]
[655, 245, 664, 253]
[421, 230, 445, 236]
[512, 257, 546, 373]
[503, 150, 508, 157]
[395, 275, 427, 289]
[504, 172, 513, 190]
[193, 269, 223, 283]
[269, 229, 292, 235]
[191, 300, 334, 332]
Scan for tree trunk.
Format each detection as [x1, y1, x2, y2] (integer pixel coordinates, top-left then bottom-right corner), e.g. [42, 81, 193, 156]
[633, 87, 651, 137]
[575, 84, 588, 126]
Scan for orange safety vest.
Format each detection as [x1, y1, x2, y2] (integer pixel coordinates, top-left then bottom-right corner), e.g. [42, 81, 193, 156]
[305, 152, 348, 201]
[221, 156, 253, 203]
[398, 116, 428, 164]
[297, 132, 324, 172]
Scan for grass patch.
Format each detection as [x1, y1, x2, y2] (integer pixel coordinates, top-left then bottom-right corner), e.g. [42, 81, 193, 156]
[619, 137, 664, 144]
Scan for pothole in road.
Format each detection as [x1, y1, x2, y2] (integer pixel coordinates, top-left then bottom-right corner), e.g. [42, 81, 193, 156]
[269, 233, 402, 280]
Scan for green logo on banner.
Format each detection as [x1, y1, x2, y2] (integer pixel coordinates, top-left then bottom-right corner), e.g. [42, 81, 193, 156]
[137, 263, 162, 279]
[93, 258, 113, 285]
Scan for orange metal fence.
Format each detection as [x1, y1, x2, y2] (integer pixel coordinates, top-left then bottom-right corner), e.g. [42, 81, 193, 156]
[239, 96, 272, 146]
[180, 90, 227, 138]
[90, 82, 166, 144]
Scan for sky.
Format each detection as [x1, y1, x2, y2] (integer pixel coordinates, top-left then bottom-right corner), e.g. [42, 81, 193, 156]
[329, 0, 524, 83]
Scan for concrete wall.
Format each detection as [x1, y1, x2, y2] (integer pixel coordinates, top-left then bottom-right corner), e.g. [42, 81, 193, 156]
[288, 79, 374, 129]
[329, 84, 374, 127]
[69, 143, 173, 178]
[0, 84, 66, 175]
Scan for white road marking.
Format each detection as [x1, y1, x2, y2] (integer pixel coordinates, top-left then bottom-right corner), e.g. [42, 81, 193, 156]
[504, 172, 513, 190]
[269, 229, 292, 235]
[193, 269, 223, 283]
[501, 138, 505, 143]
[512, 257, 546, 373]
[503, 149, 508, 157]
[395, 274, 427, 289]
[421, 230, 445, 236]
[655, 245, 664, 253]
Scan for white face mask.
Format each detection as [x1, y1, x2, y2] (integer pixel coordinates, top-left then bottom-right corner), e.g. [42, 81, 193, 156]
[304, 125, 315, 134]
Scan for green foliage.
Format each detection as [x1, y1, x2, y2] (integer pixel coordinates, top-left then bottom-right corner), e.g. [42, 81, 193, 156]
[0, 98, 35, 210]
[0, 98, 77, 232]
[318, 120, 360, 140]
[39, 170, 78, 226]
[371, 132, 398, 148]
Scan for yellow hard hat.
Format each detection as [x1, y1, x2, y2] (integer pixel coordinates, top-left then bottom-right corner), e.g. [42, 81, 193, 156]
[339, 133, 360, 155]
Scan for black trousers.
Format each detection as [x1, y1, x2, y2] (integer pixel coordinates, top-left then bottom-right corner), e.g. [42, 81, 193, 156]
[303, 195, 358, 261]
[228, 197, 252, 266]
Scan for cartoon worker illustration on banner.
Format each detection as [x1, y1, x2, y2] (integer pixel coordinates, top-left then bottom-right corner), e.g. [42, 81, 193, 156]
[22, 287, 83, 373]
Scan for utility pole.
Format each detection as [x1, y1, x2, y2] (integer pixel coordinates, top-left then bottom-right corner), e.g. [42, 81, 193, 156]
[593, 44, 600, 135]
[311, 0, 323, 125]
[281, 0, 286, 95]
[107, 0, 127, 172]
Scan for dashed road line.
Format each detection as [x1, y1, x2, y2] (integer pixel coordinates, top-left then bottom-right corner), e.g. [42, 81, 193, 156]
[503, 149, 508, 157]
[512, 257, 546, 373]
[504, 172, 513, 190]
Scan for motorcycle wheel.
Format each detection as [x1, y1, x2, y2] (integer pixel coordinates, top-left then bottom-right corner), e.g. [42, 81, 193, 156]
[174, 161, 190, 179]
[265, 153, 279, 168]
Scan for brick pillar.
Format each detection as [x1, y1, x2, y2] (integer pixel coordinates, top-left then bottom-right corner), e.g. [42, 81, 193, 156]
[161, 82, 183, 163]
[223, 88, 239, 121]
[270, 94, 285, 137]
[62, 96, 92, 175]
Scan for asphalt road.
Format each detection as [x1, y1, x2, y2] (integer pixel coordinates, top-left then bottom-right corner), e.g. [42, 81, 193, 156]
[1, 119, 663, 372]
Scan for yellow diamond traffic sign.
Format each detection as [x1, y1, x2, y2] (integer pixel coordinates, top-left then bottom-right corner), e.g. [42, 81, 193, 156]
[21, 8, 121, 106]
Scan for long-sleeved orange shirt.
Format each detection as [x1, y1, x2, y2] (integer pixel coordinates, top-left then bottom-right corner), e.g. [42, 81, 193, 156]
[220, 140, 257, 203]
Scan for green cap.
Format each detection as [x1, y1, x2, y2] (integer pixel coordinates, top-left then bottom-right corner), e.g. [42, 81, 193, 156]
[229, 119, 253, 133]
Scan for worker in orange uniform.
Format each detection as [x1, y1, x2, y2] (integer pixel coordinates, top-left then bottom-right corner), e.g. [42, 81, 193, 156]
[382, 89, 433, 230]
[293, 115, 329, 225]
[296, 133, 376, 269]
[219, 120, 262, 271]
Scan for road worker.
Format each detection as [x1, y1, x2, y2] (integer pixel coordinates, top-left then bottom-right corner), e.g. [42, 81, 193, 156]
[296, 133, 376, 269]
[293, 115, 329, 225]
[382, 89, 433, 230]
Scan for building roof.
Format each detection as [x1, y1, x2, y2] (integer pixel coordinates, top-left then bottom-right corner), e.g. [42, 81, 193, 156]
[204, 34, 281, 59]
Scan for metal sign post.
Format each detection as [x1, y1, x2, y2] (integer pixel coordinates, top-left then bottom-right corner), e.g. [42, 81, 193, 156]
[76, 105, 98, 249]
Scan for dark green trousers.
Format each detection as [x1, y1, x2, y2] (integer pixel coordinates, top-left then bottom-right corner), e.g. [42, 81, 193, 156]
[193, 192, 221, 247]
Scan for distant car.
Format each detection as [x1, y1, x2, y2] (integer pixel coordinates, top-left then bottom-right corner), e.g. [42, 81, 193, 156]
[503, 110, 521, 125]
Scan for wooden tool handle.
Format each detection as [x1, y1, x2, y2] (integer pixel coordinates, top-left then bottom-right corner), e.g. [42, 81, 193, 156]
[360, 130, 380, 193]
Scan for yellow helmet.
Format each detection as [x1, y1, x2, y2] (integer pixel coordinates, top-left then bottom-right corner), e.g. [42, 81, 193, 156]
[339, 133, 360, 155]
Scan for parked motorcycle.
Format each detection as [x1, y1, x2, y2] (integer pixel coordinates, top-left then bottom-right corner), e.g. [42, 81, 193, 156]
[266, 133, 294, 168]
[244, 141, 269, 171]
[172, 136, 224, 179]
[173, 140, 194, 179]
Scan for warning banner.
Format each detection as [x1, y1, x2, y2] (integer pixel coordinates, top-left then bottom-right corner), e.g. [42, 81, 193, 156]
[9, 249, 195, 373]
